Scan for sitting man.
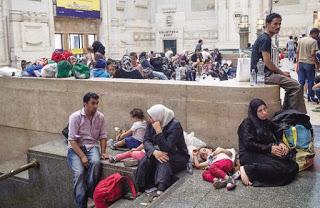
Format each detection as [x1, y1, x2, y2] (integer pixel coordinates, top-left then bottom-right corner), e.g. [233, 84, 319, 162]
[251, 13, 306, 113]
[67, 92, 109, 208]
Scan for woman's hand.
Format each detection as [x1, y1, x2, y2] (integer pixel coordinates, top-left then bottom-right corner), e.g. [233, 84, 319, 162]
[152, 121, 162, 134]
[192, 149, 198, 157]
[271, 145, 283, 157]
[279, 143, 289, 156]
[153, 150, 169, 163]
[101, 152, 109, 160]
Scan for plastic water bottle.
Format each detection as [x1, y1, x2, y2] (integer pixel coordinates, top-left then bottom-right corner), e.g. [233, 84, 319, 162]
[175, 68, 181, 80]
[250, 69, 256, 86]
[256, 58, 265, 85]
[90, 69, 94, 79]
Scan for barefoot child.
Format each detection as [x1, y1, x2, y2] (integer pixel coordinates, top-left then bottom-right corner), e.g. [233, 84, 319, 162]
[111, 108, 147, 149]
[193, 146, 239, 190]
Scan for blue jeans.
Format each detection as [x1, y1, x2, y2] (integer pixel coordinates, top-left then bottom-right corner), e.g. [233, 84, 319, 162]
[152, 71, 168, 80]
[67, 147, 101, 208]
[298, 63, 315, 99]
[124, 136, 142, 148]
[288, 49, 295, 61]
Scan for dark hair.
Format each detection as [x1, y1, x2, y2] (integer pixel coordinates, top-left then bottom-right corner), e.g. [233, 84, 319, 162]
[83, 92, 99, 103]
[198, 39, 203, 43]
[139, 52, 147, 59]
[265, 13, 282, 24]
[130, 108, 145, 119]
[289, 36, 293, 39]
[198, 146, 216, 161]
[129, 52, 138, 59]
[310, 28, 320, 35]
[195, 48, 201, 52]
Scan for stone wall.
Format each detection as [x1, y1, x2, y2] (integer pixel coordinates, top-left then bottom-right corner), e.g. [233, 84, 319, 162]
[0, 77, 281, 149]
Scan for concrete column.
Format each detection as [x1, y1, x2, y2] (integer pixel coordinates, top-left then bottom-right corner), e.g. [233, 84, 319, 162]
[239, 28, 249, 49]
[0, 0, 9, 66]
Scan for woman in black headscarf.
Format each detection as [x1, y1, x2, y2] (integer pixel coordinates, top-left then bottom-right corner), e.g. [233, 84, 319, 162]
[238, 98, 299, 187]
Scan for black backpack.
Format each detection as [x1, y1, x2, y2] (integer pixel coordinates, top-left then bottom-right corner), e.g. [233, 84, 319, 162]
[62, 124, 69, 143]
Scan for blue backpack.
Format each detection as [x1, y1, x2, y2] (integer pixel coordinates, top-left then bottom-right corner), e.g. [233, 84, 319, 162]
[282, 125, 312, 149]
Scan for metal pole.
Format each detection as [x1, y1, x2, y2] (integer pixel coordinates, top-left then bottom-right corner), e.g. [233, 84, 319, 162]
[0, 160, 39, 181]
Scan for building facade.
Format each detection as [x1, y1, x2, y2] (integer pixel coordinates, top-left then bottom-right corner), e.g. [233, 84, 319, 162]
[0, 0, 319, 67]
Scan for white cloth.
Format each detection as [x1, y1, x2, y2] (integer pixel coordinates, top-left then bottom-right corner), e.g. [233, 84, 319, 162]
[147, 104, 174, 128]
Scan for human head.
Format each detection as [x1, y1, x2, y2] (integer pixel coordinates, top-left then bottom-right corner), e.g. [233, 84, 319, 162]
[139, 52, 147, 60]
[83, 92, 99, 115]
[92, 41, 105, 55]
[289, 36, 293, 40]
[248, 98, 269, 121]
[198, 146, 214, 161]
[204, 48, 209, 52]
[198, 39, 203, 45]
[265, 13, 282, 36]
[129, 52, 138, 65]
[195, 48, 201, 55]
[310, 28, 320, 39]
[67, 56, 77, 65]
[147, 104, 174, 128]
[130, 108, 145, 121]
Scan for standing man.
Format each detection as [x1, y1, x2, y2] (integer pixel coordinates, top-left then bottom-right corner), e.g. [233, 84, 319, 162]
[195, 39, 203, 51]
[296, 28, 320, 103]
[67, 92, 108, 208]
[251, 13, 306, 114]
[286, 36, 295, 62]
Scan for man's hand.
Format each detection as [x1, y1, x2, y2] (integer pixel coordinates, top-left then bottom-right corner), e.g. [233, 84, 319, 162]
[279, 143, 289, 156]
[101, 152, 109, 160]
[152, 121, 162, 134]
[153, 150, 169, 163]
[81, 155, 89, 168]
[271, 145, 283, 157]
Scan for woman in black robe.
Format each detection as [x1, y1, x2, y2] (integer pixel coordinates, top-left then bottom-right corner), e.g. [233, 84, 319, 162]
[238, 99, 299, 187]
[135, 104, 189, 195]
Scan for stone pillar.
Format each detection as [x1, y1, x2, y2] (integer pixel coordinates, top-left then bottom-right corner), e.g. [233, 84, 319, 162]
[239, 28, 249, 49]
[0, 0, 9, 66]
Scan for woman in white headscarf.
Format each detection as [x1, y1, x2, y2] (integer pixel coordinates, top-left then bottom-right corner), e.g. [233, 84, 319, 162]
[135, 104, 189, 196]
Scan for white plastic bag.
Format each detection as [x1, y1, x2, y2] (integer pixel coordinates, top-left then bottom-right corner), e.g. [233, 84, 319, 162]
[0, 67, 21, 77]
[184, 131, 207, 148]
[236, 58, 251, 82]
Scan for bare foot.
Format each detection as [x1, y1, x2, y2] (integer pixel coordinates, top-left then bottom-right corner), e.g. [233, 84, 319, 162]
[240, 166, 252, 186]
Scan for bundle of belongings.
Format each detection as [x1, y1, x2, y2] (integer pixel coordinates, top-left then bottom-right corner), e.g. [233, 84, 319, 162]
[21, 50, 90, 79]
[272, 109, 315, 171]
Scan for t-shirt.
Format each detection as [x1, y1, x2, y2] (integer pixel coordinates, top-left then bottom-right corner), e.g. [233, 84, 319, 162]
[298, 37, 319, 64]
[206, 153, 231, 165]
[179, 66, 187, 80]
[251, 32, 272, 76]
[131, 120, 147, 142]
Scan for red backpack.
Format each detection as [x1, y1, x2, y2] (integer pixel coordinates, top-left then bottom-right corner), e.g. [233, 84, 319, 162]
[93, 173, 137, 208]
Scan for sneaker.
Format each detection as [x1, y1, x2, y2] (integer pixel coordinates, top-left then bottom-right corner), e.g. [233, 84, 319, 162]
[109, 156, 117, 163]
[123, 159, 139, 167]
[107, 139, 114, 147]
[186, 161, 193, 175]
[308, 97, 319, 104]
[231, 171, 241, 180]
[226, 177, 236, 191]
[213, 179, 227, 189]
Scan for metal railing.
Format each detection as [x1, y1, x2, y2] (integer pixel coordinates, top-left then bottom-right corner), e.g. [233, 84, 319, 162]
[0, 160, 39, 182]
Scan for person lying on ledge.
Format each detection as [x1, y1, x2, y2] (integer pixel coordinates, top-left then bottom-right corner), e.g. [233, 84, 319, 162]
[238, 98, 298, 187]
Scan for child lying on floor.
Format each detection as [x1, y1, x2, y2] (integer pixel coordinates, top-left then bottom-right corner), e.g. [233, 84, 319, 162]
[110, 108, 147, 149]
[193, 146, 239, 191]
[109, 144, 145, 167]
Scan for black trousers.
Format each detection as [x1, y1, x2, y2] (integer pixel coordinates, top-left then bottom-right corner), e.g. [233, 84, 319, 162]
[134, 153, 188, 192]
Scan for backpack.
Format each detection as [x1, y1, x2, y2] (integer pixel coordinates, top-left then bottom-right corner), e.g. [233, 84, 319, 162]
[93, 173, 137, 208]
[282, 125, 315, 171]
[282, 125, 312, 149]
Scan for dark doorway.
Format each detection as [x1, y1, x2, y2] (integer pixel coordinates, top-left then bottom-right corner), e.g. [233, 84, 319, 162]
[163, 40, 177, 55]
